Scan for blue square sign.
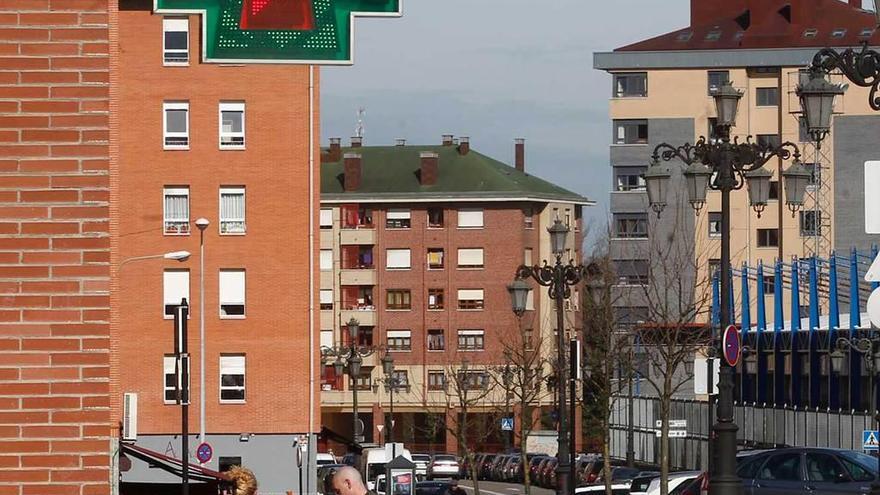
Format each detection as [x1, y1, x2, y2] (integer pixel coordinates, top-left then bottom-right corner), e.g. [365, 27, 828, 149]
[863, 430, 879, 451]
[501, 417, 514, 431]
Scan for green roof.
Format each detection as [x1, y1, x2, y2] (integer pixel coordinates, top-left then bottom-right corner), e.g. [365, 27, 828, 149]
[320, 145, 592, 204]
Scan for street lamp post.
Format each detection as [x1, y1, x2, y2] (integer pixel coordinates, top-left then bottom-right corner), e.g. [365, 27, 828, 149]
[323, 318, 375, 446]
[644, 81, 808, 495]
[373, 352, 410, 457]
[507, 220, 595, 495]
[830, 339, 880, 495]
[195, 217, 209, 450]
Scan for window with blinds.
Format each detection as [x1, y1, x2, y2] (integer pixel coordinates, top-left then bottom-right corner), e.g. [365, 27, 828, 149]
[163, 102, 189, 149]
[457, 209, 484, 228]
[457, 329, 485, 351]
[163, 187, 189, 235]
[219, 102, 245, 149]
[163, 269, 189, 317]
[320, 250, 333, 271]
[457, 289, 484, 310]
[386, 330, 411, 351]
[386, 289, 411, 310]
[320, 289, 333, 310]
[385, 209, 411, 229]
[219, 354, 246, 403]
[457, 248, 484, 269]
[219, 187, 245, 234]
[428, 371, 445, 391]
[163, 355, 177, 404]
[320, 208, 333, 229]
[162, 18, 189, 65]
[219, 269, 245, 318]
[427, 248, 444, 269]
[386, 249, 411, 270]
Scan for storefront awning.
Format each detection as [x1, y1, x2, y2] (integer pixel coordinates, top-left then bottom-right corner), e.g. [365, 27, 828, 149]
[121, 443, 231, 483]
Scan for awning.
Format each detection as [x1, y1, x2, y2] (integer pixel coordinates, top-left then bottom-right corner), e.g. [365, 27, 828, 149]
[121, 443, 230, 483]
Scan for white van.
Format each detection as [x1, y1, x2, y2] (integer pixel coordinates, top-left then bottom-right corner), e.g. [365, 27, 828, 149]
[362, 444, 412, 490]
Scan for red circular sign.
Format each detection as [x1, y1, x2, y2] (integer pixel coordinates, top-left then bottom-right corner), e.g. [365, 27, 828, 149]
[196, 442, 213, 464]
[723, 325, 741, 367]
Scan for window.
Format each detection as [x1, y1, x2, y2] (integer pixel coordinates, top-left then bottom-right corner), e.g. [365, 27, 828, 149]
[320, 289, 333, 310]
[736, 454, 769, 479]
[428, 288, 444, 310]
[391, 370, 409, 387]
[756, 87, 779, 107]
[524, 329, 534, 350]
[457, 248, 484, 269]
[525, 289, 534, 311]
[756, 134, 781, 148]
[831, 28, 846, 39]
[705, 30, 721, 41]
[219, 457, 242, 473]
[457, 289, 484, 310]
[320, 329, 333, 348]
[758, 453, 802, 481]
[386, 249, 411, 270]
[615, 166, 646, 191]
[802, 162, 819, 186]
[860, 28, 875, 39]
[458, 371, 489, 390]
[427, 329, 445, 351]
[763, 275, 776, 294]
[163, 270, 189, 317]
[385, 209, 411, 229]
[386, 290, 411, 310]
[320, 250, 333, 271]
[219, 269, 245, 318]
[614, 260, 649, 286]
[803, 28, 818, 38]
[839, 454, 875, 481]
[708, 118, 721, 142]
[163, 355, 177, 404]
[709, 259, 721, 281]
[800, 210, 822, 237]
[427, 248, 444, 269]
[708, 70, 730, 94]
[613, 120, 648, 145]
[218, 102, 245, 149]
[457, 329, 485, 351]
[676, 31, 693, 42]
[614, 213, 648, 238]
[757, 228, 779, 248]
[708, 212, 721, 238]
[386, 330, 411, 351]
[320, 208, 333, 229]
[615, 306, 648, 325]
[769, 181, 779, 201]
[163, 187, 189, 235]
[427, 207, 444, 228]
[163, 102, 189, 149]
[219, 354, 246, 403]
[162, 18, 188, 65]
[524, 248, 533, 266]
[457, 209, 484, 228]
[428, 371, 445, 391]
[219, 187, 245, 234]
[523, 207, 534, 228]
[342, 205, 373, 228]
[613, 73, 647, 97]
[350, 367, 372, 391]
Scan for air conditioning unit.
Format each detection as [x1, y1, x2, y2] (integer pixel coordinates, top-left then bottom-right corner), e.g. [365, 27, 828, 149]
[122, 393, 138, 442]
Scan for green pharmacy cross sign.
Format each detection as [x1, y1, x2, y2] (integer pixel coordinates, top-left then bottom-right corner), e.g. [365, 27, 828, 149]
[153, 0, 400, 64]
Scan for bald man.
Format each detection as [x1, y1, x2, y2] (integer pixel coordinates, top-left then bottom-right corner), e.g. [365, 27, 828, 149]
[329, 466, 374, 495]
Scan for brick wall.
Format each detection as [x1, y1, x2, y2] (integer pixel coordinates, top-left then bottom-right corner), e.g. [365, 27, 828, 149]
[0, 0, 111, 493]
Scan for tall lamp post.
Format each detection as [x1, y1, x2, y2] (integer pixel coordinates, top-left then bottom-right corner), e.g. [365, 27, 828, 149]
[195, 217, 209, 451]
[372, 353, 411, 454]
[643, 81, 809, 495]
[322, 318, 375, 445]
[507, 219, 594, 495]
[830, 339, 880, 495]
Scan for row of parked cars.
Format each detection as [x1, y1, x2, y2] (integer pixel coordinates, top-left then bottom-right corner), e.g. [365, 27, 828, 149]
[459, 453, 643, 489]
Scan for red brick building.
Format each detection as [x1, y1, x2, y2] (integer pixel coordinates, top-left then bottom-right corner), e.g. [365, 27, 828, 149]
[318, 137, 592, 454]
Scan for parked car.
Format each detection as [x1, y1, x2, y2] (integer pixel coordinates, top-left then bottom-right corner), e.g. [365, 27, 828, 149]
[575, 483, 631, 495]
[539, 457, 558, 488]
[316, 452, 336, 466]
[673, 472, 707, 495]
[528, 455, 550, 484]
[416, 480, 456, 495]
[487, 454, 508, 481]
[736, 447, 879, 494]
[629, 472, 662, 495]
[429, 454, 461, 480]
[412, 453, 431, 480]
[644, 471, 703, 495]
[501, 455, 521, 482]
[479, 454, 497, 480]
[596, 466, 641, 484]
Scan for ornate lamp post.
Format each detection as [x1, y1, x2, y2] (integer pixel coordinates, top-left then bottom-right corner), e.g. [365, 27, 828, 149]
[372, 352, 410, 450]
[644, 81, 806, 495]
[322, 318, 375, 444]
[507, 219, 595, 495]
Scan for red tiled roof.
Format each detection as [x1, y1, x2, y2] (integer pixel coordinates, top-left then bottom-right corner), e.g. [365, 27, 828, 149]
[617, 0, 878, 52]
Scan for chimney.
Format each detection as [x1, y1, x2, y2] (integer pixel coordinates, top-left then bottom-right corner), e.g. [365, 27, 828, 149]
[351, 136, 363, 148]
[329, 137, 342, 162]
[395, 138, 406, 146]
[420, 151, 439, 186]
[442, 134, 454, 146]
[458, 136, 470, 155]
[515, 138, 525, 172]
[344, 153, 362, 191]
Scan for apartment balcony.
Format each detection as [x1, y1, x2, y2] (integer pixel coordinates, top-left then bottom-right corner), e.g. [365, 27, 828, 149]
[340, 268, 376, 286]
[340, 308, 376, 326]
[340, 228, 376, 245]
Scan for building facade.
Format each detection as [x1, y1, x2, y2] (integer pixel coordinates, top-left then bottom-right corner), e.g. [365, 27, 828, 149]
[317, 137, 592, 454]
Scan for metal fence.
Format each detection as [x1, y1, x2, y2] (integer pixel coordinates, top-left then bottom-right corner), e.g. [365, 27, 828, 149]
[608, 395, 875, 471]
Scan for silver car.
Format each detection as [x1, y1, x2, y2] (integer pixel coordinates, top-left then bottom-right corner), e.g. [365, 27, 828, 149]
[429, 454, 460, 480]
[412, 453, 431, 480]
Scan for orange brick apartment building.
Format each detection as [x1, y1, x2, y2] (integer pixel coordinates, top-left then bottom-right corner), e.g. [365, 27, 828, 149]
[0, 1, 321, 493]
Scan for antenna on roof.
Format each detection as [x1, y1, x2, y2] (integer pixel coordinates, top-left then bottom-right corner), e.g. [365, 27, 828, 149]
[355, 107, 366, 138]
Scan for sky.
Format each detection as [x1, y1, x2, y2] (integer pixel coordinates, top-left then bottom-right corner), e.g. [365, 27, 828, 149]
[320, 0, 691, 241]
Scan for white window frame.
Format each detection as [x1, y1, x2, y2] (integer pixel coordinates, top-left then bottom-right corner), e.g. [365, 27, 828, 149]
[163, 102, 189, 150]
[320, 250, 333, 271]
[386, 330, 412, 352]
[320, 329, 334, 348]
[163, 186, 190, 235]
[457, 289, 485, 310]
[385, 209, 411, 229]
[457, 209, 484, 229]
[219, 269, 246, 319]
[320, 208, 334, 229]
[162, 17, 189, 66]
[457, 329, 485, 351]
[320, 289, 333, 310]
[219, 354, 246, 404]
[163, 269, 189, 319]
[219, 102, 245, 150]
[163, 355, 177, 404]
[386, 249, 411, 270]
[219, 186, 246, 235]
[457, 248, 484, 269]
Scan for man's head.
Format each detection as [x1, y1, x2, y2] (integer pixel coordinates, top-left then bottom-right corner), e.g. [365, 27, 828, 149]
[329, 466, 367, 495]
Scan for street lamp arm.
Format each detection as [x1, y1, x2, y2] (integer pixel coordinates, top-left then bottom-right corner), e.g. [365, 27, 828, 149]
[651, 140, 703, 167]
[811, 43, 880, 110]
[836, 337, 875, 355]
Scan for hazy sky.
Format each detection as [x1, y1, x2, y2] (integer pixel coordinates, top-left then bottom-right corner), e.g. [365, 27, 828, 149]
[320, 1, 691, 235]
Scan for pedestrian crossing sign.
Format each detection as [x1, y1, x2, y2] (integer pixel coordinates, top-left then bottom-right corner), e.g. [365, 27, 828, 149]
[863, 430, 879, 451]
[501, 417, 514, 431]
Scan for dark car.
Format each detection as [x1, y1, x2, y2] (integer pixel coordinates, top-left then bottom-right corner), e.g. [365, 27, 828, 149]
[596, 466, 641, 484]
[488, 454, 510, 481]
[528, 455, 550, 484]
[737, 447, 879, 494]
[416, 480, 454, 495]
[540, 457, 558, 488]
[479, 454, 496, 480]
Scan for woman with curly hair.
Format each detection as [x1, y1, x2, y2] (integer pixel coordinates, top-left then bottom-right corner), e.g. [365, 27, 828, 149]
[226, 465, 258, 495]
